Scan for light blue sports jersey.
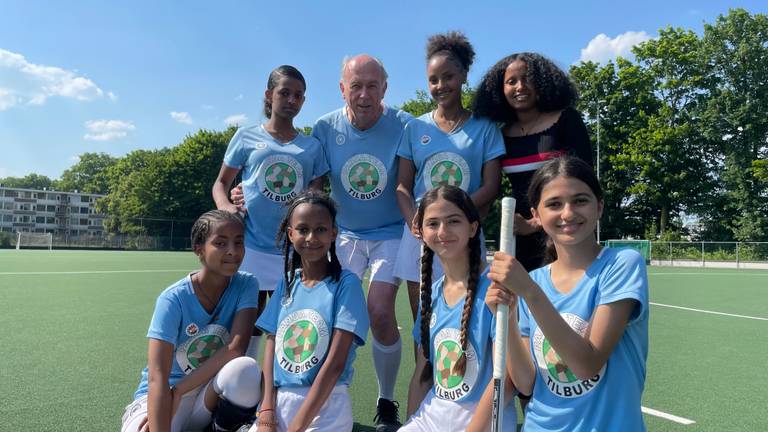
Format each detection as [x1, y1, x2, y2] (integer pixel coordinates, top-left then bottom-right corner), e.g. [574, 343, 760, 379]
[312, 107, 412, 240]
[412, 270, 502, 407]
[397, 113, 504, 202]
[257, 269, 369, 388]
[519, 248, 649, 432]
[133, 272, 260, 399]
[224, 124, 329, 253]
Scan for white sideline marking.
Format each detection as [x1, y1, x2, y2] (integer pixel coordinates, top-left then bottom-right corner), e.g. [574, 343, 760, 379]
[642, 406, 695, 424]
[0, 269, 189, 276]
[650, 302, 768, 321]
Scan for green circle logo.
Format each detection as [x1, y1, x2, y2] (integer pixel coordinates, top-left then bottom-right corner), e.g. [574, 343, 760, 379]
[430, 161, 463, 188]
[348, 162, 380, 193]
[542, 338, 577, 383]
[282, 320, 318, 363]
[186, 334, 225, 368]
[265, 162, 298, 194]
[434, 340, 464, 389]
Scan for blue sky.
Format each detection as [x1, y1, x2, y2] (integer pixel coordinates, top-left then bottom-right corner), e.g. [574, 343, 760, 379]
[1, 0, 765, 179]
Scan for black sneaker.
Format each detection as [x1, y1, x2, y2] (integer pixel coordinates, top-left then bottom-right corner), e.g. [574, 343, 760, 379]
[373, 398, 401, 432]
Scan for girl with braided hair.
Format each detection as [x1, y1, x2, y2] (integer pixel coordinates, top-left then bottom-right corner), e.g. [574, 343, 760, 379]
[122, 210, 262, 432]
[401, 186, 517, 432]
[252, 191, 369, 432]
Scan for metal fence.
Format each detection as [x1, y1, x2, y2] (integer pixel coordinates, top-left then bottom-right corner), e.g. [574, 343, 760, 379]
[649, 241, 768, 269]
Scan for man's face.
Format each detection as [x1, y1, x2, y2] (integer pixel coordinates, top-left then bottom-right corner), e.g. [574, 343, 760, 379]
[340, 57, 386, 130]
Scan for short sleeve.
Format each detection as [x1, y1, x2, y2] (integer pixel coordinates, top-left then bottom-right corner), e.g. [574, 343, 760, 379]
[256, 278, 285, 334]
[236, 273, 260, 311]
[396, 124, 414, 160]
[598, 249, 649, 324]
[223, 128, 246, 169]
[333, 272, 370, 346]
[483, 121, 506, 162]
[311, 119, 327, 148]
[517, 299, 531, 338]
[310, 137, 330, 180]
[147, 293, 182, 345]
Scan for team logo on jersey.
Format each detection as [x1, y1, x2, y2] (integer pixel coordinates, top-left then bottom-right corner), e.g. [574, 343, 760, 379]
[335, 134, 346, 146]
[420, 135, 431, 145]
[176, 324, 229, 374]
[185, 323, 199, 336]
[257, 155, 304, 203]
[255, 142, 268, 150]
[423, 152, 470, 191]
[533, 313, 605, 398]
[340, 154, 387, 200]
[432, 328, 478, 401]
[275, 309, 330, 375]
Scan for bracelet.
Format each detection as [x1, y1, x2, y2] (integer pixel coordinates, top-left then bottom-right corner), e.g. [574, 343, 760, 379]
[258, 408, 275, 414]
[257, 420, 278, 427]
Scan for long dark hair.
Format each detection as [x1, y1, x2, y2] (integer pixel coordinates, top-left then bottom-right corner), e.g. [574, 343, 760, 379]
[414, 185, 482, 383]
[472, 52, 577, 124]
[276, 191, 342, 299]
[264, 65, 306, 119]
[528, 156, 603, 263]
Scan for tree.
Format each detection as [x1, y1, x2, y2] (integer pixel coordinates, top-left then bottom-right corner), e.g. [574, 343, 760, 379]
[0, 173, 55, 190]
[57, 152, 117, 194]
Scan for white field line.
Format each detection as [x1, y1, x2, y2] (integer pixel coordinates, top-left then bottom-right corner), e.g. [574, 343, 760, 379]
[650, 302, 768, 321]
[641, 406, 696, 425]
[0, 269, 189, 276]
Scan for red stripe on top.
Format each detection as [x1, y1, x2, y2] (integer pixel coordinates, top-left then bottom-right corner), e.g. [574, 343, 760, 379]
[501, 150, 565, 167]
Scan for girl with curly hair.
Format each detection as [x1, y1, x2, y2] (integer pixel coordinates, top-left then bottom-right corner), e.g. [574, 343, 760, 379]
[473, 53, 593, 271]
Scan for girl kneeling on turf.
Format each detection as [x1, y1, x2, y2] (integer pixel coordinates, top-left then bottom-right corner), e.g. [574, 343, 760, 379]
[251, 191, 369, 432]
[122, 210, 262, 432]
[402, 185, 517, 432]
[486, 156, 649, 431]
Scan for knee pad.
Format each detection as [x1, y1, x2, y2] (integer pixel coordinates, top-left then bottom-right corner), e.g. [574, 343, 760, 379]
[211, 397, 257, 432]
[213, 356, 262, 408]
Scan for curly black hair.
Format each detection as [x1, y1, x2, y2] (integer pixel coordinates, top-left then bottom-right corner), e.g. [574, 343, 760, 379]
[426, 31, 475, 72]
[471, 52, 577, 124]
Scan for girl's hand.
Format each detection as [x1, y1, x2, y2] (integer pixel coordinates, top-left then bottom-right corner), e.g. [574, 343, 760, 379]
[286, 419, 306, 432]
[138, 416, 150, 432]
[255, 410, 277, 432]
[487, 252, 536, 298]
[409, 213, 421, 238]
[513, 213, 540, 236]
[169, 386, 182, 419]
[229, 183, 247, 214]
[485, 282, 518, 315]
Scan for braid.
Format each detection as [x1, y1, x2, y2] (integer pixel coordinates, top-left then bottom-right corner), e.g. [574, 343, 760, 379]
[419, 247, 435, 383]
[454, 233, 481, 377]
[191, 209, 244, 252]
[328, 242, 343, 282]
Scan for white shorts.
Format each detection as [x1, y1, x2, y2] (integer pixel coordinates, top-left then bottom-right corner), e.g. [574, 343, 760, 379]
[393, 226, 487, 283]
[241, 247, 284, 292]
[335, 234, 400, 285]
[249, 385, 352, 432]
[121, 384, 212, 432]
[393, 225, 443, 283]
[400, 391, 517, 432]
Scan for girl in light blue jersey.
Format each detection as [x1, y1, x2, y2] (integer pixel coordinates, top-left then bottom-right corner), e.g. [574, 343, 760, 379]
[252, 191, 369, 432]
[395, 31, 503, 321]
[486, 156, 649, 431]
[402, 186, 516, 432]
[213, 65, 328, 362]
[121, 210, 262, 432]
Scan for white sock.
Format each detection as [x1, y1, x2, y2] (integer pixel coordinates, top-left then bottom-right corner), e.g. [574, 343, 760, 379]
[372, 336, 402, 401]
[246, 335, 261, 361]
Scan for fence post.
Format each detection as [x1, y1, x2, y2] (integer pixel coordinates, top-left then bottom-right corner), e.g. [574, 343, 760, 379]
[669, 242, 673, 266]
[736, 242, 740, 269]
[170, 219, 174, 250]
[701, 242, 705, 267]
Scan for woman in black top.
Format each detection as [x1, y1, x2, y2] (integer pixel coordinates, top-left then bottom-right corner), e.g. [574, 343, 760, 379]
[473, 52, 593, 271]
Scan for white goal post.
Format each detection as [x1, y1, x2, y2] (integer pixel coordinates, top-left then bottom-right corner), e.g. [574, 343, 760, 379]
[15, 232, 53, 250]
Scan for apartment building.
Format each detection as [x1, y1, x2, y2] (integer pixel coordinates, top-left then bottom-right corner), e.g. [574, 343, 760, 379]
[0, 186, 106, 237]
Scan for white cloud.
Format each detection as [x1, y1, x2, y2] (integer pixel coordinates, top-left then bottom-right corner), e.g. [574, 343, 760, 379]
[579, 31, 652, 63]
[107, 91, 118, 102]
[0, 48, 115, 110]
[201, 104, 215, 110]
[170, 111, 193, 124]
[224, 114, 248, 126]
[83, 119, 135, 141]
[234, 94, 244, 101]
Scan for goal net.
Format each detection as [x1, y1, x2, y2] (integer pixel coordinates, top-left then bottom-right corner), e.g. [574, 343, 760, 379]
[16, 232, 53, 250]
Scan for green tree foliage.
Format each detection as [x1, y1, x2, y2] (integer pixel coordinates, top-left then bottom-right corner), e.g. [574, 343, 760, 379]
[0, 173, 56, 190]
[57, 152, 117, 194]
